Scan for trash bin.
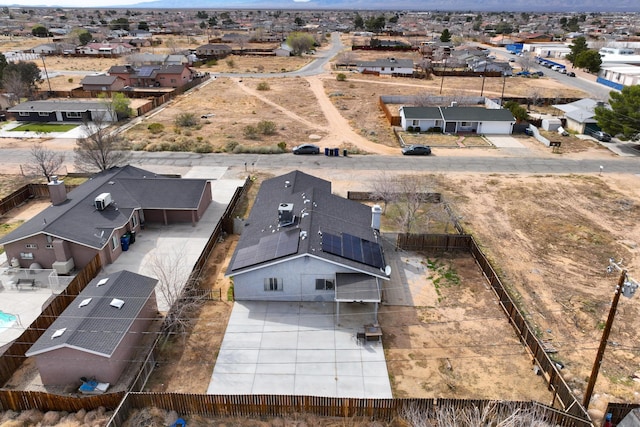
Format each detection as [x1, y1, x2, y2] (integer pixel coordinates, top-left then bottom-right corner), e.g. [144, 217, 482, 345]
[343, 149, 348, 157]
[328, 148, 333, 156]
[120, 234, 130, 251]
[129, 230, 136, 244]
[334, 148, 339, 156]
[324, 147, 329, 156]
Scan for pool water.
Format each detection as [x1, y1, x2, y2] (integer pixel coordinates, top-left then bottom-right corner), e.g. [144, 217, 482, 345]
[0, 310, 17, 334]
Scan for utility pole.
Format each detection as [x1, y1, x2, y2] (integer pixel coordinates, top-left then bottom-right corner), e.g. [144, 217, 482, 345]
[439, 57, 447, 95]
[500, 72, 507, 105]
[41, 54, 53, 95]
[583, 259, 638, 409]
[480, 60, 487, 97]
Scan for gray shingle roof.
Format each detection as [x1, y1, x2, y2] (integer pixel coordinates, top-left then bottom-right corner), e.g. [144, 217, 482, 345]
[8, 100, 111, 113]
[25, 270, 157, 358]
[80, 75, 121, 86]
[401, 106, 515, 122]
[227, 171, 387, 279]
[0, 166, 209, 249]
[356, 58, 414, 69]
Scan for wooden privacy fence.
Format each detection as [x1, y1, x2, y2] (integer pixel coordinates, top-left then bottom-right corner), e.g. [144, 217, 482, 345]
[396, 233, 591, 423]
[604, 402, 640, 426]
[347, 191, 441, 203]
[0, 183, 79, 215]
[0, 254, 102, 390]
[106, 393, 593, 427]
[0, 390, 124, 413]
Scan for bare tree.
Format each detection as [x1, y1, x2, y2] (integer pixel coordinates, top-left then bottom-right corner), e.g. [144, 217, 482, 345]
[74, 107, 131, 172]
[1, 69, 26, 106]
[147, 247, 207, 341]
[394, 175, 436, 234]
[528, 87, 542, 110]
[236, 34, 251, 51]
[518, 52, 536, 72]
[370, 171, 398, 214]
[25, 143, 65, 181]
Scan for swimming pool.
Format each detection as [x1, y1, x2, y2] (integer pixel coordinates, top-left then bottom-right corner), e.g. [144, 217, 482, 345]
[0, 310, 17, 334]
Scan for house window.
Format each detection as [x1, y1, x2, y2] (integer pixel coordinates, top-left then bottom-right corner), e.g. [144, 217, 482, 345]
[111, 235, 120, 251]
[170, 79, 177, 84]
[45, 244, 54, 249]
[461, 122, 470, 126]
[19, 112, 29, 117]
[38, 112, 50, 117]
[66, 111, 81, 118]
[25, 243, 38, 249]
[315, 278, 335, 291]
[412, 120, 419, 126]
[20, 252, 34, 260]
[131, 214, 138, 228]
[264, 278, 283, 291]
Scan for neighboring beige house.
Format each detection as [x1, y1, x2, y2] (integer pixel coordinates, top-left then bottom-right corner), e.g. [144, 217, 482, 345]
[195, 43, 232, 58]
[80, 74, 127, 91]
[77, 42, 135, 56]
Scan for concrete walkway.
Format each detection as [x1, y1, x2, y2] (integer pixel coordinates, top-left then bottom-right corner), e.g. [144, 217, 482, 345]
[207, 301, 392, 398]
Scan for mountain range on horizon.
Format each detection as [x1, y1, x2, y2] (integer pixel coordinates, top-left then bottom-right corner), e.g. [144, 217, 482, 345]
[1, 0, 640, 12]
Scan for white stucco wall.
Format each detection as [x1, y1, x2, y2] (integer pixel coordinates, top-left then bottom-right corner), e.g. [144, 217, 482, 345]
[478, 121, 513, 134]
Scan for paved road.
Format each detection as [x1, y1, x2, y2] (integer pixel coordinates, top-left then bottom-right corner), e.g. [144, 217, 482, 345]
[3, 149, 637, 175]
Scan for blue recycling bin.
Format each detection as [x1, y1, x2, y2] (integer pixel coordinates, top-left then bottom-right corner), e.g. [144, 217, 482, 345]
[120, 234, 130, 251]
[324, 147, 329, 156]
[334, 148, 339, 156]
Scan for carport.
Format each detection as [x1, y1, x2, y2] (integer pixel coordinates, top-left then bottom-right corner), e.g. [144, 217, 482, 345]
[335, 273, 381, 324]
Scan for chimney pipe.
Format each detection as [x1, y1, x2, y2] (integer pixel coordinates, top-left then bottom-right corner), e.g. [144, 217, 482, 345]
[371, 204, 382, 230]
[48, 177, 67, 206]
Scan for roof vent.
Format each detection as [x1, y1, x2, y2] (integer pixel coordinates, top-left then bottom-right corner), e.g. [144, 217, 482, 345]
[79, 298, 92, 308]
[110, 298, 125, 309]
[97, 278, 109, 287]
[284, 180, 291, 188]
[51, 328, 66, 339]
[278, 203, 295, 227]
[94, 193, 113, 211]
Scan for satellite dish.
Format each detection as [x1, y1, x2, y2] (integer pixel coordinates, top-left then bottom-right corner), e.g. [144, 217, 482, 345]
[384, 265, 391, 276]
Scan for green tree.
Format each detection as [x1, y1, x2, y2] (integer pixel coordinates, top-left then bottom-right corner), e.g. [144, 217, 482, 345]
[286, 32, 315, 56]
[196, 10, 208, 19]
[99, 92, 131, 119]
[365, 15, 385, 33]
[0, 53, 8, 85]
[388, 14, 399, 24]
[78, 30, 92, 45]
[294, 16, 305, 27]
[504, 101, 528, 122]
[575, 50, 601, 73]
[595, 86, 640, 140]
[31, 24, 49, 37]
[138, 21, 149, 31]
[495, 21, 514, 34]
[566, 36, 588, 65]
[440, 29, 451, 42]
[110, 17, 130, 31]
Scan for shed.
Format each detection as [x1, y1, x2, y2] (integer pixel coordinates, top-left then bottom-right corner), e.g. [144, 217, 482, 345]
[541, 118, 562, 131]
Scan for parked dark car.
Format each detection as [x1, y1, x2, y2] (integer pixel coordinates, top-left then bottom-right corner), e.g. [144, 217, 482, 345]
[402, 145, 432, 155]
[567, 72, 576, 77]
[593, 131, 612, 142]
[292, 144, 320, 154]
[524, 128, 534, 136]
[532, 71, 544, 77]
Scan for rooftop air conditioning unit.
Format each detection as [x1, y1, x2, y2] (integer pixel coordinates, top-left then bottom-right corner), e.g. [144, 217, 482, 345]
[94, 193, 113, 211]
[278, 203, 295, 226]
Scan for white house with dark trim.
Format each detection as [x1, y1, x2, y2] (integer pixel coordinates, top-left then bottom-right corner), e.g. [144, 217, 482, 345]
[356, 57, 414, 76]
[226, 171, 389, 318]
[7, 100, 118, 123]
[399, 106, 515, 134]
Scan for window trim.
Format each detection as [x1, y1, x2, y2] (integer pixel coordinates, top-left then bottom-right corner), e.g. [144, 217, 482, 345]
[264, 277, 283, 291]
[315, 278, 335, 291]
[66, 111, 81, 118]
[111, 235, 120, 251]
[25, 243, 38, 249]
[20, 252, 34, 259]
[38, 112, 50, 117]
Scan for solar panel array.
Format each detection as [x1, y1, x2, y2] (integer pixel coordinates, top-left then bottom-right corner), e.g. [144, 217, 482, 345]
[137, 66, 156, 77]
[233, 229, 300, 270]
[321, 232, 384, 269]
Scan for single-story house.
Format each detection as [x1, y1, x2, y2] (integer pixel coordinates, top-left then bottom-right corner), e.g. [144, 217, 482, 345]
[77, 42, 135, 56]
[80, 74, 127, 92]
[0, 165, 212, 271]
[31, 42, 76, 55]
[107, 64, 195, 88]
[597, 64, 640, 90]
[399, 106, 516, 134]
[7, 100, 118, 123]
[356, 58, 414, 76]
[552, 98, 606, 134]
[25, 270, 158, 386]
[227, 171, 389, 317]
[195, 43, 232, 59]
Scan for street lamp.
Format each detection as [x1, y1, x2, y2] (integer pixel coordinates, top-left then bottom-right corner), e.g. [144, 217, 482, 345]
[582, 258, 638, 409]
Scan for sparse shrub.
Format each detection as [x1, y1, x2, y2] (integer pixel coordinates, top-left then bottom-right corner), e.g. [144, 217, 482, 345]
[224, 141, 239, 152]
[256, 82, 270, 91]
[147, 123, 164, 134]
[131, 141, 148, 151]
[67, 78, 73, 83]
[427, 126, 442, 133]
[232, 144, 285, 154]
[277, 141, 287, 152]
[336, 73, 347, 81]
[194, 142, 213, 153]
[206, 59, 218, 67]
[175, 113, 198, 127]
[244, 125, 259, 139]
[226, 58, 235, 68]
[414, 126, 421, 133]
[256, 120, 276, 135]
[407, 126, 414, 132]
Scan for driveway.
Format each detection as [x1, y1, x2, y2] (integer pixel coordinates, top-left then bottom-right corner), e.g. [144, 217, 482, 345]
[207, 301, 392, 398]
